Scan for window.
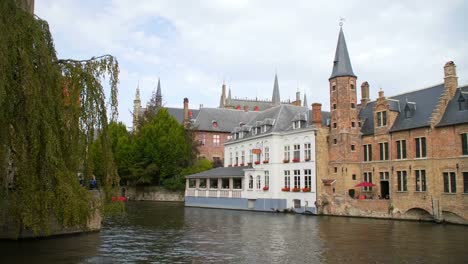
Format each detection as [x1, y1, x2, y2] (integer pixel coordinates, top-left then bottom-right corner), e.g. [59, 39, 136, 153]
[333, 138, 337, 144]
[351, 84, 355, 90]
[380, 171, 389, 180]
[379, 142, 389, 160]
[293, 144, 300, 161]
[363, 172, 373, 191]
[265, 171, 270, 188]
[249, 149, 253, 163]
[199, 179, 207, 189]
[249, 176, 254, 189]
[233, 178, 242, 189]
[333, 104, 337, 110]
[189, 179, 196, 188]
[256, 152, 261, 163]
[464, 172, 468, 193]
[235, 152, 238, 165]
[200, 134, 206, 146]
[459, 94, 467, 111]
[304, 143, 311, 161]
[332, 85, 336, 91]
[351, 103, 355, 109]
[229, 152, 232, 166]
[262, 125, 267, 133]
[264, 147, 270, 162]
[284, 145, 290, 161]
[415, 137, 427, 158]
[352, 174, 356, 180]
[396, 140, 407, 159]
[222, 178, 229, 189]
[304, 169, 312, 189]
[294, 170, 301, 189]
[462, 133, 468, 155]
[397, 171, 407, 192]
[241, 151, 245, 165]
[284, 171, 290, 188]
[363, 144, 372, 161]
[352, 121, 355, 127]
[210, 179, 218, 189]
[239, 132, 243, 139]
[256, 176, 261, 189]
[213, 134, 220, 146]
[351, 144, 355, 151]
[443, 172, 456, 193]
[377, 111, 387, 127]
[334, 167, 338, 173]
[415, 170, 426, 192]
[294, 199, 301, 208]
[333, 123, 337, 128]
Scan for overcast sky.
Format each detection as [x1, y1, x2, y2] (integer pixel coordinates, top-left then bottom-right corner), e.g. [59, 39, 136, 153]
[36, 0, 468, 128]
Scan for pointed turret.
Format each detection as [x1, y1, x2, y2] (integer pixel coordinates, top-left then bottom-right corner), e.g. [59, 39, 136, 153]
[219, 81, 226, 108]
[133, 84, 142, 132]
[303, 93, 308, 107]
[156, 78, 162, 108]
[330, 27, 356, 79]
[272, 74, 280, 105]
[228, 88, 232, 100]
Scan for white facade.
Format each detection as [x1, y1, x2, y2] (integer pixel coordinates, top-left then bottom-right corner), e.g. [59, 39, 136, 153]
[224, 127, 317, 210]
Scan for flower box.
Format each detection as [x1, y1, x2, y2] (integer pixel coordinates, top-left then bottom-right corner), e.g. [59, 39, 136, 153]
[247, 162, 252, 166]
[263, 160, 269, 164]
[281, 187, 290, 192]
[292, 158, 300, 163]
[234, 164, 238, 167]
[263, 186, 269, 191]
[302, 187, 311, 192]
[228, 165, 232, 167]
[292, 187, 300, 192]
[283, 159, 290, 163]
[305, 158, 311, 162]
[239, 163, 244, 166]
[254, 161, 260, 165]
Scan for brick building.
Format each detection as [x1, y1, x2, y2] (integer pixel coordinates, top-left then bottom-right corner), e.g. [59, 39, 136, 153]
[315, 26, 468, 224]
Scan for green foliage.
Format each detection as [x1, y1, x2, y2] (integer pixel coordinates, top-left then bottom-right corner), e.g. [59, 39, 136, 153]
[162, 158, 213, 191]
[0, 0, 119, 235]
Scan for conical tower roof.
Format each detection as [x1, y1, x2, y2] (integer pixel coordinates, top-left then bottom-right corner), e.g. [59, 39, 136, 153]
[303, 93, 308, 107]
[330, 27, 356, 79]
[272, 74, 280, 105]
[156, 78, 162, 97]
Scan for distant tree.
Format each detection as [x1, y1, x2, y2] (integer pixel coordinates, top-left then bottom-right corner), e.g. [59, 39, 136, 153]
[165, 158, 213, 191]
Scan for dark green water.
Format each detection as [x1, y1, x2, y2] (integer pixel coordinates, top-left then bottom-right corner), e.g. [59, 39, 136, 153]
[1, 201, 467, 263]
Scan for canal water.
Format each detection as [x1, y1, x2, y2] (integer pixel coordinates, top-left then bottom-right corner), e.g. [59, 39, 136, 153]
[1, 201, 467, 263]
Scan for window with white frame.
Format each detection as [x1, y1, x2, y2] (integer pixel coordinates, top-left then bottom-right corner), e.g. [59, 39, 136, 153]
[210, 178, 218, 189]
[189, 179, 196, 188]
[265, 171, 270, 188]
[377, 111, 387, 127]
[293, 144, 300, 161]
[397, 171, 407, 192]
[415, 137, 427, 158]
[235, 151, 238, 165]
[379, 142, 389, 160]
[229, 152, 232, 166]
[363, 144, 372, 161]
[221, 178, 229, 189]
[294, 170, 301, 189]
[363, 172, 372, 191]
[199, 179, 207, 189]
[241, 151, 245, 165]
[249, 175, 253, 189]
[201, 134, 206, 146]
[304, 169, 311, 189]
[443, 172, 456, 193]
[249, 149, 253, 163]
[304, 143, 311, 161]
[264, 147, 270, 162]
[396, 140, 407, 159]
[284, 145, 290, 161]
[256, 176, 261, 189]
[415, 169, 426, 192]
[213, 134, 220, 146]
[284, 171, 290, 188]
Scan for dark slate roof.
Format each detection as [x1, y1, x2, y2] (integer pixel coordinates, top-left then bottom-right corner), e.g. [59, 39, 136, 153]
[330, 27, 356, 79]
[166, 107, 200, 124]
[226, 98, 274, 111]
[436, 85, 468, 127]
[185, 166, 250, 178]
[358, 84, 445, 135]
[192, 108, 258, 132]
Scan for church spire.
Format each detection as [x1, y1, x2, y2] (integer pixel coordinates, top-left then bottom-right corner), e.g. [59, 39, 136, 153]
[330, 26, 356, 79]
[156, 78, 162, 107]
[303, 93, 308, 107]
[272, 73, 280, 105]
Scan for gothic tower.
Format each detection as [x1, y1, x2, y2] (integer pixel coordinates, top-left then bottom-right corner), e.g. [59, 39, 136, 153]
[219, 81, 227, 108]
[328, 26, 361, 191]
[133, 84, 141, 131]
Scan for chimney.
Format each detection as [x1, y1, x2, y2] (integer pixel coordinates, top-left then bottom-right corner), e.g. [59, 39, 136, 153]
[244, 105, 249, 112]
[444, 61, 458, 98]
[378, 88, 384, 99]
[296, 91, 300, 102]
[311, 103, 322, 127]
[361, 81, 370, 107]
[183, 98, 189, 126]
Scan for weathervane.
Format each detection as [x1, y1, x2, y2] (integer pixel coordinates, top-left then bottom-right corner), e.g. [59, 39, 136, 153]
[339, 17, 345, 27]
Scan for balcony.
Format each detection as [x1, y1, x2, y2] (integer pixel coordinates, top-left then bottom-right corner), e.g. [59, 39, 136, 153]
[186, 189, 242, 198]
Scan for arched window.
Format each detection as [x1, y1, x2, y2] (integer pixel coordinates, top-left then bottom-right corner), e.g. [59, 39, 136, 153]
[256, 176, 261, 189]
[249, 176, 253, 189]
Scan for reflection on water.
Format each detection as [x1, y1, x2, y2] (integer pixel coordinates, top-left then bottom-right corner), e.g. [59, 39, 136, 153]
[1, 201, 467, 263]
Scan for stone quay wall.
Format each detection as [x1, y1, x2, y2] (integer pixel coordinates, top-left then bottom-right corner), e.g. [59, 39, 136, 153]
[124, 186, 184, 202]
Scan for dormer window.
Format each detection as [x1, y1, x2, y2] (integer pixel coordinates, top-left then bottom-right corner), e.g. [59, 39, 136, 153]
[404, 102, 416, 119]
[239, 132, 244, 139]
[262, 125, 267, 133]
[377, 111, 387, 127]
[458, 93, 467, 111]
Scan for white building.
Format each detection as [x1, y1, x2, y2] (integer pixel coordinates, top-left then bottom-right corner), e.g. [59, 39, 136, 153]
[185, 104, 322, 213]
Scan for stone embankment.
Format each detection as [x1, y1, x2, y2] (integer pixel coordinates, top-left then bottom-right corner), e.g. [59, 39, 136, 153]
[123, 186, 184, 202]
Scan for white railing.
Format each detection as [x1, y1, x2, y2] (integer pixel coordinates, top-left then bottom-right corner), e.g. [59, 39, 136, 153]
[186, 189, 243, 198]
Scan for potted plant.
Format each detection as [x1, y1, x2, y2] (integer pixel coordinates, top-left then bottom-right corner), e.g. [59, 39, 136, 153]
[281, 187, 290, 192]
[292, 158, 300, 163]
[292, 187, 300, 192]
[254, 161, 260, 165]
[239, 163, 244, 166]
[263, 186, 269, 191]
[302, 187, 311, 192]
[263, 160, 269, 164]
[234, 164, 238, 167]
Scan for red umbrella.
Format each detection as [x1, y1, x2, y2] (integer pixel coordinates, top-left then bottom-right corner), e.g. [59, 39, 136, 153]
[355, 181, 376, 187]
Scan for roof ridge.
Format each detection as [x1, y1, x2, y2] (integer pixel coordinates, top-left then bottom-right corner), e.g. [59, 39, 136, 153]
[388, 83, 444, 99]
